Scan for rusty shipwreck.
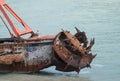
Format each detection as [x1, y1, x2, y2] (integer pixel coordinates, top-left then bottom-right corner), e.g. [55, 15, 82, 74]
[0, 0, 96, 73]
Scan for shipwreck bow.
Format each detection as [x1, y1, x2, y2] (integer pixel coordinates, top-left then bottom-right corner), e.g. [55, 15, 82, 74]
[52, 28, 96, 73]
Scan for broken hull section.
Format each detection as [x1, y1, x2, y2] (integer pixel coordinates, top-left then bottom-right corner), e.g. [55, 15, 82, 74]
[0, 39, 53, 73]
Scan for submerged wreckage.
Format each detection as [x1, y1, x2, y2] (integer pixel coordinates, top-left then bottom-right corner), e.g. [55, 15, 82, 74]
[0, 0, 96, 73]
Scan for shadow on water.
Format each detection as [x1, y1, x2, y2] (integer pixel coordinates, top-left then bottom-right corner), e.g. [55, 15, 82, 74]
[0, 71, 92, 81]
[0, 70, 84, 77]
[0, 72, 12, 75]
[29, 71, 92, 81]
[0, 66, 95, 81]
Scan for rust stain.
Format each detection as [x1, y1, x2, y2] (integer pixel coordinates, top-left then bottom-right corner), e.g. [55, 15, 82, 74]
[0, 52, 25, 65]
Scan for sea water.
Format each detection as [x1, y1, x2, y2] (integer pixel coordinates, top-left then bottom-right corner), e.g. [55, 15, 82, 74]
[0, 0, 120, 81]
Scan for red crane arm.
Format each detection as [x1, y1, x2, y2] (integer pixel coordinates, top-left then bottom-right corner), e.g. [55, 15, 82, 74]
[0, 0, 34, 38]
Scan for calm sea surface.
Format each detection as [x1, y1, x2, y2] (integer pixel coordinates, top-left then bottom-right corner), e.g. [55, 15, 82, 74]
[0, 0, 120, 81]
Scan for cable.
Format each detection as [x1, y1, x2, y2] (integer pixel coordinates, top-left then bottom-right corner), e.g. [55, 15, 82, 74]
[0, 15, 14, 37]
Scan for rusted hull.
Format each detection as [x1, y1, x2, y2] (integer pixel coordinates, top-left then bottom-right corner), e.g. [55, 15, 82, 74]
[0, 39, 53, 73]
[0, 28, 96, 73]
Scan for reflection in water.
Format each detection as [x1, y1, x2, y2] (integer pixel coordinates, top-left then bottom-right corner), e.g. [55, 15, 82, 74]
[0, 71, 92, 81]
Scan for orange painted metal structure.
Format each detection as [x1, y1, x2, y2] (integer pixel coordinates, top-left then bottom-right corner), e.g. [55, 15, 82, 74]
[0, 0, 34, 38]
